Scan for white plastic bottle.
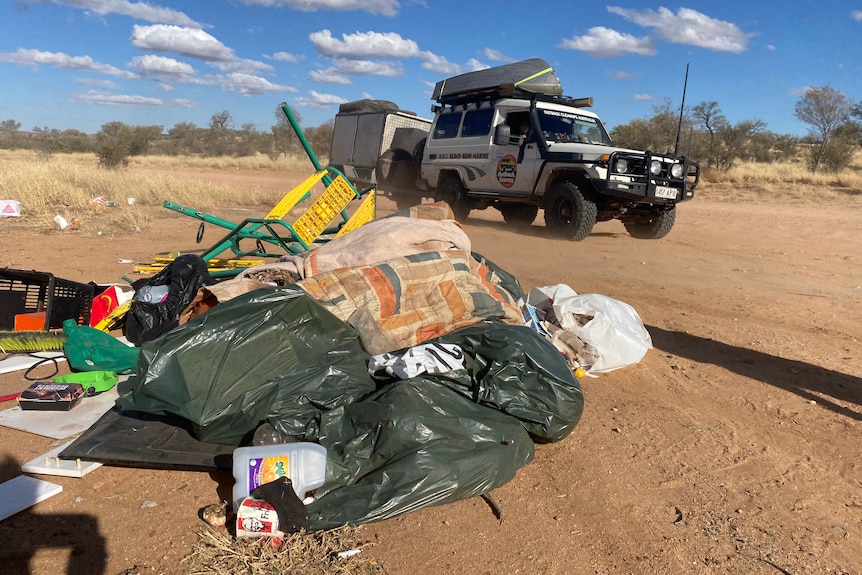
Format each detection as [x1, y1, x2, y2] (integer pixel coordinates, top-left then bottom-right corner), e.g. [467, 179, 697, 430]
[232, 442, 328, 511]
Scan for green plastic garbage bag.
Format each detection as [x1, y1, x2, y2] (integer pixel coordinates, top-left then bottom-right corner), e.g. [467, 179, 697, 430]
[305, 376, 534, 529]
[432, 321, 584, 443]
[116, 286, 377, 446]
[62, 318, 139, 374]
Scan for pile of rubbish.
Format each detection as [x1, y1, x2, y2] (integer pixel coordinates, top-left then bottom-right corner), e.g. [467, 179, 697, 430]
[2, 202, 653, 538]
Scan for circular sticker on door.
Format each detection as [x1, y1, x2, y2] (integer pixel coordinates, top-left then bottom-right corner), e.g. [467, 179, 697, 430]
[496, 155, 517, 188]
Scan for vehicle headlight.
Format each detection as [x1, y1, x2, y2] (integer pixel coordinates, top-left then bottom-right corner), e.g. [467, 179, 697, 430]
[650, 160, 662, 176]
[614, 158, 628, 173]
[670, 163, 684, 178]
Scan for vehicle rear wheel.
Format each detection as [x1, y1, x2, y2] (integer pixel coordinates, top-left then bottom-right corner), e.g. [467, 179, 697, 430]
[623, 206, 676, 239]
[543, 181, 597, 241]
[500, 204, 539, 227]
[436, 175, 472, 221]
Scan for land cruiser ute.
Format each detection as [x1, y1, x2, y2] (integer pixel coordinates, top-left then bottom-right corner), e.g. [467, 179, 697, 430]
[416, 58, 700, 240]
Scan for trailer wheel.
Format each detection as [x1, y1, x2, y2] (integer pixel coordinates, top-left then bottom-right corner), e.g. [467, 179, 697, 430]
[543, 181, 597, 241]
[375, 149, 417, 190]
[436, 175, 471, 221]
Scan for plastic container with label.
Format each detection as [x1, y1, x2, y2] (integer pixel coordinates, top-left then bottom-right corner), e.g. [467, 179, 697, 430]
[231, 442, 327, 511]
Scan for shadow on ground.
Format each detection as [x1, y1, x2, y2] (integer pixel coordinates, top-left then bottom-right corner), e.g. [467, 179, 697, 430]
[648, 325, 862, 421]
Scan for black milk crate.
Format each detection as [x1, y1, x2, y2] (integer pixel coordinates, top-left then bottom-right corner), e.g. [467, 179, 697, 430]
[0, 268, 94, 330]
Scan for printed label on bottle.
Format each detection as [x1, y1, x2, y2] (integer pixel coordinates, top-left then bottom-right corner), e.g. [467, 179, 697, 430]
[247, 455, 290, 491]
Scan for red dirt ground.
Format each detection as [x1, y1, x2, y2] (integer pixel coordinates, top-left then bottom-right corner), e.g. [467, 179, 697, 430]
[1, 169, 860, 575]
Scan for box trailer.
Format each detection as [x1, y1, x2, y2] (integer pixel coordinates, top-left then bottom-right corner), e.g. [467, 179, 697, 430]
[330, 99, 432, 191]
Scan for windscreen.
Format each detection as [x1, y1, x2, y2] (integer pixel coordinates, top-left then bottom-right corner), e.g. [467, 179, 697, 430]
[537, 108, 612, 145]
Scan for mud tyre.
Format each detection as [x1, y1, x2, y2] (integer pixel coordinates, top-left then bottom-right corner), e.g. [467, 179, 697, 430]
[543, 181, 597, 241]
[623, 207, 676, 239]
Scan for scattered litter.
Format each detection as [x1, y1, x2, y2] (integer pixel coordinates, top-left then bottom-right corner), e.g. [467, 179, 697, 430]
[0, 199, 21, 218]
[53, 214, 68, 230]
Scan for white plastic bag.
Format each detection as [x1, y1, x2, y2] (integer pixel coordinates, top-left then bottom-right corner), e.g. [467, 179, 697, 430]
[527, 285, 652, 373]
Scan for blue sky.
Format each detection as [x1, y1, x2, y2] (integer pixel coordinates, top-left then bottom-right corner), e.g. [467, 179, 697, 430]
[1, 1, 860, 137]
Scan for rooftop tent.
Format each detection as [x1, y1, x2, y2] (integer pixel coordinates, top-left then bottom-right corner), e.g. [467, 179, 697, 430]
[432, 58, 564, 103]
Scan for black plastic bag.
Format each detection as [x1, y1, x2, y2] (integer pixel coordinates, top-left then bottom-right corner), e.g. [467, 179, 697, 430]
[124, 254, 212, 346]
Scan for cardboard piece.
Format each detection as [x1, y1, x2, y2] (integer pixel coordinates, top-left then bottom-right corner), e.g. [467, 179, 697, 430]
[0, 475, 63, 522]
[22, 439, 102, 478]
[0, 386, 119, 439]
[18, 382, 85, 411]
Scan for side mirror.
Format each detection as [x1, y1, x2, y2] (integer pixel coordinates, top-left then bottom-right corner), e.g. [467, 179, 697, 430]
[494, 124, 512, 146]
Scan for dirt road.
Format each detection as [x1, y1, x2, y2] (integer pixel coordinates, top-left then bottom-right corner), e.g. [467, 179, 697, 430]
[1, 184, 859, 574]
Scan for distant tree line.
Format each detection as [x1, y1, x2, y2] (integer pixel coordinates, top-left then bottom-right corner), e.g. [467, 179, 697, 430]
[0, 104, 335, 169]
[0, 86, 858, 173]
[610, 84, 861, 174]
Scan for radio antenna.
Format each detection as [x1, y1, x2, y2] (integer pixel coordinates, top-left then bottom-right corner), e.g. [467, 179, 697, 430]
[674, 63, 689, 156]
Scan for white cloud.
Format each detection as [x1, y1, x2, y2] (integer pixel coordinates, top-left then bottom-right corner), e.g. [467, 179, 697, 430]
[331, 57, 402, 76]
[294, 89, 349, 108]
[607, 6, 752, 53]
[130, 54, 196, 78]
[216, 73, 296, 95]
[465, 58, 490, 72]
[419, 51, 460, 74]
[607, 70, 636, 80]
[632, 93, 656, 101]
[131, 24, 235, 61]
[559, 26, 655, 57]
[34, 0, 205, 27]
[852, 10, 862, 21]
[211, 58, 274, 73]
[767, 44, 776, 51]
[482, 48, 513, 62]
[309, 29, 420, 58]
[0, 48, 137, 78]
[72, 89, 194, 107]
[268, 51, 304, 62]
[239, 0, 400, 17]
[308, 68, 351, 84]
[76, 77, 120, 89]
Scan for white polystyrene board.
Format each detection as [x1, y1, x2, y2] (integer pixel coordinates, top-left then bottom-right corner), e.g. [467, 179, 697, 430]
[0, 352, 66, 376]
[0, 387, 118, 439]
[0, 475, 63, 522]
[22, 439, 102, 478]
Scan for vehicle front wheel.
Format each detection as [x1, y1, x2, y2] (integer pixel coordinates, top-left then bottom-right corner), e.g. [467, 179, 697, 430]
[623, 206, 676, 239]
[543, 181, 597, 241]
[500, 204, 539, 227]
[436, 175, 472, 221]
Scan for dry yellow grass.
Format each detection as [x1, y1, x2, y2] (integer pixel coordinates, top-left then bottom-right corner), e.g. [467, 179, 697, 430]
[181, 525, 384, 575]
[2, 149, 860, 235]
[0, 151, 319, 232]
[697, 152, 862, 207]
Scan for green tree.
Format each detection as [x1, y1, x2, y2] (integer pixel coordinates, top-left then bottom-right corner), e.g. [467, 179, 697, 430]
[95, 121, 132, 168]
[206, 110, 233, 157]
[167, 121, 202, 156]
[691, 101, 729, 168]
[127, 125, 163, 156]
[271, 104, 302, 159]
[794, 85, 854, 173]
[303, 118, 334, 161]
[0, 119, 21, 149]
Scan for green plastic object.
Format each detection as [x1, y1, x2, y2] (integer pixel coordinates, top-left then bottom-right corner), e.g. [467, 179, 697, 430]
[54, 371, 119, 396]
[62, 319, 139, 375]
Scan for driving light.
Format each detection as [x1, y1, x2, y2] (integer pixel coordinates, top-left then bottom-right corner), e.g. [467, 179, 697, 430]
[650, 160, 662, 176]
[670, 163, 684, 178]
[615, 158, 628, 173]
